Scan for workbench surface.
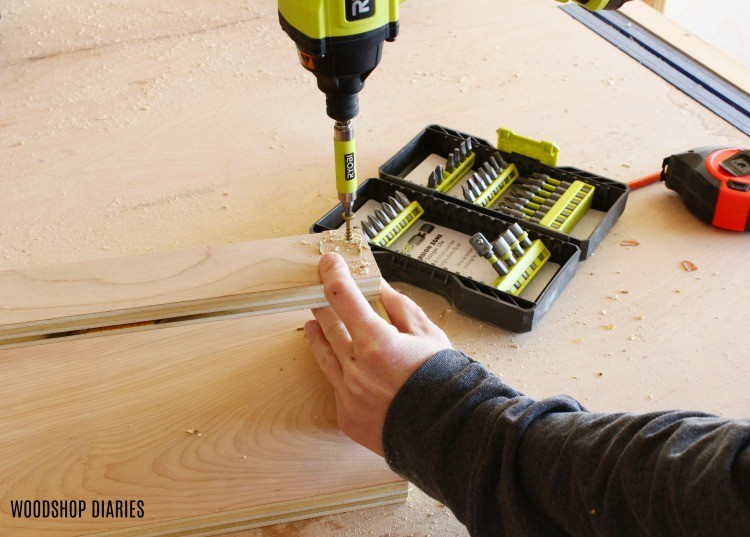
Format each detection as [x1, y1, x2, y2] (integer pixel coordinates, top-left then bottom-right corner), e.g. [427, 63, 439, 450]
[2, 1, 748, 535]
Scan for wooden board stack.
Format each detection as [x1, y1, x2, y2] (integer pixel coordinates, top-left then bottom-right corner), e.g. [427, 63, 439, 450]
[0, 233, 407, 536]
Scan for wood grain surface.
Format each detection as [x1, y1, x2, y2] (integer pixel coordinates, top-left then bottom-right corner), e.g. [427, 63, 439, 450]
[1, 0, 749, 535]
[0, 232, 379, 348]
[0, 312, 405, 536]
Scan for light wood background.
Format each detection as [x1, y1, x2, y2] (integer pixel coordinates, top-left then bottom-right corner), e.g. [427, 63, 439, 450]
[1, 0, 749, 535]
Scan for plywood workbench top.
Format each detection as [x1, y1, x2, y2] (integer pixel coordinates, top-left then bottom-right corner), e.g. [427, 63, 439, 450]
[1, 0, 749, 535]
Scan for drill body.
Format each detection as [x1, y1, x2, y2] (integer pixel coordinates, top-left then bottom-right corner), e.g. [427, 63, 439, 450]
[561, 0, 631, 10]
[279, 0, 401, 238]
[277, 0, 630, 239]
[278, 0, 399, 122]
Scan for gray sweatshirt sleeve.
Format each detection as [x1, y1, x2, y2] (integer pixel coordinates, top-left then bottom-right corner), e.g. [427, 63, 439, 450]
[382, 349, 750, 536]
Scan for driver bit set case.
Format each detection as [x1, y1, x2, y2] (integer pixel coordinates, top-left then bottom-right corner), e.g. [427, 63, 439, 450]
[312, 125, 629, 332]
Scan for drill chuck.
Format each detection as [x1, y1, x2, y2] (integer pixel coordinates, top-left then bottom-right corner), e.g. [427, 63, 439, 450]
[328, 94, 359, 123]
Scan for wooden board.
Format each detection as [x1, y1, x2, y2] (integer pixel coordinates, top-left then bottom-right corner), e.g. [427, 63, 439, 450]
[2, 0, 749, 535]
[0, 311, 406, 536]
[0, 232, 401, 535]
[0, 232, 379, 348]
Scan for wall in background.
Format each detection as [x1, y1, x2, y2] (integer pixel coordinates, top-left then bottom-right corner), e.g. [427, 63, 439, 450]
[663, 0, 750, 68]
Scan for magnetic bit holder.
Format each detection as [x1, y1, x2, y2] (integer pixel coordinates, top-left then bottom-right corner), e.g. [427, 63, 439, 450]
[473, 164, 520, 208]
[470, 232, 551, 296]
[436, 151, 476, 194]
[371, 200, 425, 248]
[537, 180, 595, 233]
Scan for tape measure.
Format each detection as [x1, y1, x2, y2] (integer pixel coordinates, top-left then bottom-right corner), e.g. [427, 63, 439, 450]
[661, 147, 750, 232]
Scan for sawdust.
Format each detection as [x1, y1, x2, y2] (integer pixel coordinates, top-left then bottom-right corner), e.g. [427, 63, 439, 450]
[316, 229, 372, 277]
[681, 260, 698, 272]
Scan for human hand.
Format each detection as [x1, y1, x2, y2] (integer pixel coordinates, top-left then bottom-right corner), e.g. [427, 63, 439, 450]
[305, 252, 452, 456]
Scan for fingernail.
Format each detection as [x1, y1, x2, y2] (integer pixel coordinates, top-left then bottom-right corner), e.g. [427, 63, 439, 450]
[319, 252, 342, 273]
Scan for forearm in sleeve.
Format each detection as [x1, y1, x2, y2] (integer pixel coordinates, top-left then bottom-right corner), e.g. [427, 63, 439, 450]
[383, 349, 750, 536]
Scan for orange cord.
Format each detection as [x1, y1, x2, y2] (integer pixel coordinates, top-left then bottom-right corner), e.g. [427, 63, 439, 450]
[627, 171, 662, 190]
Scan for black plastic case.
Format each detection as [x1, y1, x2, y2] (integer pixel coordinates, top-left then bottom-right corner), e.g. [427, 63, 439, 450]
[312, 125, 629, 332]
[379, 125, 629, 259]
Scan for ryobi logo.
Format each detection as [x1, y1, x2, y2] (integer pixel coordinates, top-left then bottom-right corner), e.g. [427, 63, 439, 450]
[344, 152, 356, 181]
[346, 0, 373, 22]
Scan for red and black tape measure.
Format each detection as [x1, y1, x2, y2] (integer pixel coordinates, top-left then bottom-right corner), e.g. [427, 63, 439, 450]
[661, 147, 750, 232]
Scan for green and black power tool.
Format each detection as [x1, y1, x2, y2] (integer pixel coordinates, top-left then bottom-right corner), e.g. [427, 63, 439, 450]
[278, 0, 631, 240]
[278, 0, 402, 240]
[557, 0, 631, 9]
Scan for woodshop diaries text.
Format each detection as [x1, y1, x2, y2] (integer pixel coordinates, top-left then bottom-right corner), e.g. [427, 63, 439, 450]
[10, 499, 145, 519]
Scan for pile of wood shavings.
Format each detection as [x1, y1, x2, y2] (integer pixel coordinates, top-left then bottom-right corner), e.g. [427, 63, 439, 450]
[317, 229, 372, 276]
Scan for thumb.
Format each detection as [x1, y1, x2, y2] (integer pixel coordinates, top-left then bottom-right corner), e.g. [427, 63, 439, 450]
[380, 280, 434, 335]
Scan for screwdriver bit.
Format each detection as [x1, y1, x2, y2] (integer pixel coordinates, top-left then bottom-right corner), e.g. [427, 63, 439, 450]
[462, 183, 476, 202]
[446, 152, 455, 173]
[473, 172, 487, 190]
[533, 172, 572, 189]
[394, 191, 410, 208]
[514, 184, 561, 202]
[368, 214, 385, 232]
[510, 223, 533, 249]
[495, 206, 541, 223]
[524, 176, 560, 194]
[436, 166, 444, 184]
[388, 195, 404, 212]
[428, 170, 438, 189]
[502, 229, 525, 257]
[506, 187, 534, 205]
[501, 201, 536, 218]
[482, 162, 496, 180]
[492, 151, 508, 169]
[466, 138, 473, 154]
[458, 141, 467, 160]
[361, 220, 377, 239]
[468, 177, 482, 198]
[469, 233, 509, 277]
[491, 236, 517, 266]
[505, 195, 543, 214]
[375, 208, 391, 226]
[383, 202, 399, 221]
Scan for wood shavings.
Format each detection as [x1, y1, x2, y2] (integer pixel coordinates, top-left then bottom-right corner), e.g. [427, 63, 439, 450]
[603, 323, 614, 330]
[185, 429, 202, 437]
[681, 260, 698, 272]
[349, 259, 372, 277]
[314, 229, 372, 276]
[318, 228, 368, 256]
[620, 239, 640, 247]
